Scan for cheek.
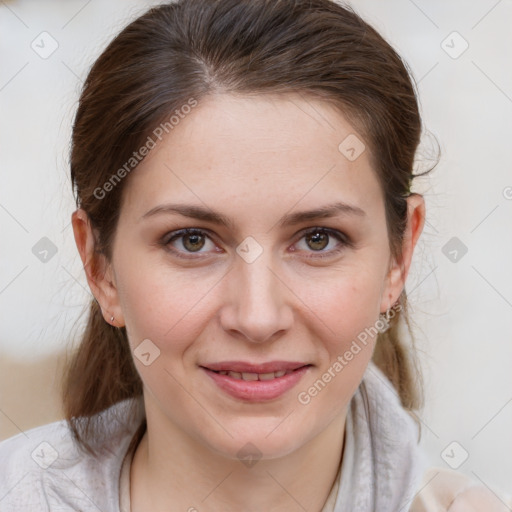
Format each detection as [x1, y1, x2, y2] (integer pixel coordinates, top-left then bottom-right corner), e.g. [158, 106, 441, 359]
[294, 265, 384, 400]
[303, 266, 383, 345]
[116, 259, 221, 354]
[296, 277, 382, 414]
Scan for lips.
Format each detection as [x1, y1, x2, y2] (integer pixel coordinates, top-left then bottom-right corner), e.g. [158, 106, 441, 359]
[202, 361, 308, 374]
[210, 369, 292, 381]
[200, 361, 312, 402]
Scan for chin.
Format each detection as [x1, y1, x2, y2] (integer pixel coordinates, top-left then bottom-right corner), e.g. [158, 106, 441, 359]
[196, 417, 314, 463]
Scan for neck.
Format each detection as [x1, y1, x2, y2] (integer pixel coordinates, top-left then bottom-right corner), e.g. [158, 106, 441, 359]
[130, 401, 347, 512]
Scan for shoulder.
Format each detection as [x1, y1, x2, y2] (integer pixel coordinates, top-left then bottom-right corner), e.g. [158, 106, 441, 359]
[0, 420, 68, 511]
[410, 466, 512, 512]
[0, 398, 144, 511]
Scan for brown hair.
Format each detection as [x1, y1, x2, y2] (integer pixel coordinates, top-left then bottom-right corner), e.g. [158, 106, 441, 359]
[64, 0, 437, 454]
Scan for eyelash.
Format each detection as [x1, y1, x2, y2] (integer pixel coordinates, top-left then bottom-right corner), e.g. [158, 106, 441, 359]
[159, 227, 351, 260]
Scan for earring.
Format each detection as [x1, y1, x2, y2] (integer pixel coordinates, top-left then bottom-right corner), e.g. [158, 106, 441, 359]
[378, 303, 392, 333]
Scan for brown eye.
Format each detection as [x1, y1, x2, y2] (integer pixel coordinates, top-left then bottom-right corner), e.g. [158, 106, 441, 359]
[294, 227, 350, 259]
[162, 228, 217, 258]
[305, 230, 329, 251]
[182, 232, 206, 252]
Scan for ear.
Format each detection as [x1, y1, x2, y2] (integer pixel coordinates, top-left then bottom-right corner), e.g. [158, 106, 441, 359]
[380, 193, 425, 313]
[71, 208, 125, 327]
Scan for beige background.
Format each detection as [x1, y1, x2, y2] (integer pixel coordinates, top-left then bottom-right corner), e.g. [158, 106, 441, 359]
[0, 351, 65, 440]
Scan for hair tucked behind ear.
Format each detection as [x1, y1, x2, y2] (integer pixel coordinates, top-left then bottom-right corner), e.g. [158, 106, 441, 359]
[64, 0, 438, 454]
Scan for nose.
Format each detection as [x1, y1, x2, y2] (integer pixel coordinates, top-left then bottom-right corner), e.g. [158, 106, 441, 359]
[219, 249, 294, 344]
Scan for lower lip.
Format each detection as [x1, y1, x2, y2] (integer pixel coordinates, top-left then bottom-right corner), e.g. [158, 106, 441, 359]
[201, 366, 311, 402]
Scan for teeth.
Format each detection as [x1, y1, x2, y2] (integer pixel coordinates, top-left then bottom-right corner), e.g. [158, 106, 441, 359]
[217, 369, 296, 380]
[241, 372, 259, 381]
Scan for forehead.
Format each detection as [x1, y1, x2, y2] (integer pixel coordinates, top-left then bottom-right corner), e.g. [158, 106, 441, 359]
[121, 93, 384, 221]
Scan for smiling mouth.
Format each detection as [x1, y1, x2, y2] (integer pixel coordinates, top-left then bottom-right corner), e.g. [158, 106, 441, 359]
[200, 363, 312, 401]
[207, 368, 303, 381]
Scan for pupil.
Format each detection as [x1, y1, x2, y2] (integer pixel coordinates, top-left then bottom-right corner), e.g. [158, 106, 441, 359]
[307, 231, 328, 251]
[184, 234, 205, 252]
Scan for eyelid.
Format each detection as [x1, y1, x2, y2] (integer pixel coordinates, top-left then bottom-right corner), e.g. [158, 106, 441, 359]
[294, 226, 350, 245]
[160, 228, 220, 259]
[160, 226, 350, 259]
[161, 227, 215, 245]
[291, 226, 351, 259]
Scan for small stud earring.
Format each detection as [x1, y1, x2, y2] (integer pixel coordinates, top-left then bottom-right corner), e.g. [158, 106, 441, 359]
[378, 302, 392, 333]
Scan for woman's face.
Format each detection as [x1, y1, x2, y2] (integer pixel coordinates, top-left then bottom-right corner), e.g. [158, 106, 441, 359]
[102, 93, 416, 459]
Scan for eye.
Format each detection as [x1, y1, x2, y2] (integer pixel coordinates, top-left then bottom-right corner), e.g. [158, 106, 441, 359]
[160, 226, 350, 260]
[293, 227, 350, 259]
[161, 228, 219, 258]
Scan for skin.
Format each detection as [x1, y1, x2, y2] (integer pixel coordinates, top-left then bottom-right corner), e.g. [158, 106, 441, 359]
[72, 93, 425, 511]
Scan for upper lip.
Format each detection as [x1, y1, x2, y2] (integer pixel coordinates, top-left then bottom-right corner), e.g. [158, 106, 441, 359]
[201, 361, 310, 374]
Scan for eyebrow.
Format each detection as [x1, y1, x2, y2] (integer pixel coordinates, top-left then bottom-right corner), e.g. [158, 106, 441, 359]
[139, 201, 366, 228]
